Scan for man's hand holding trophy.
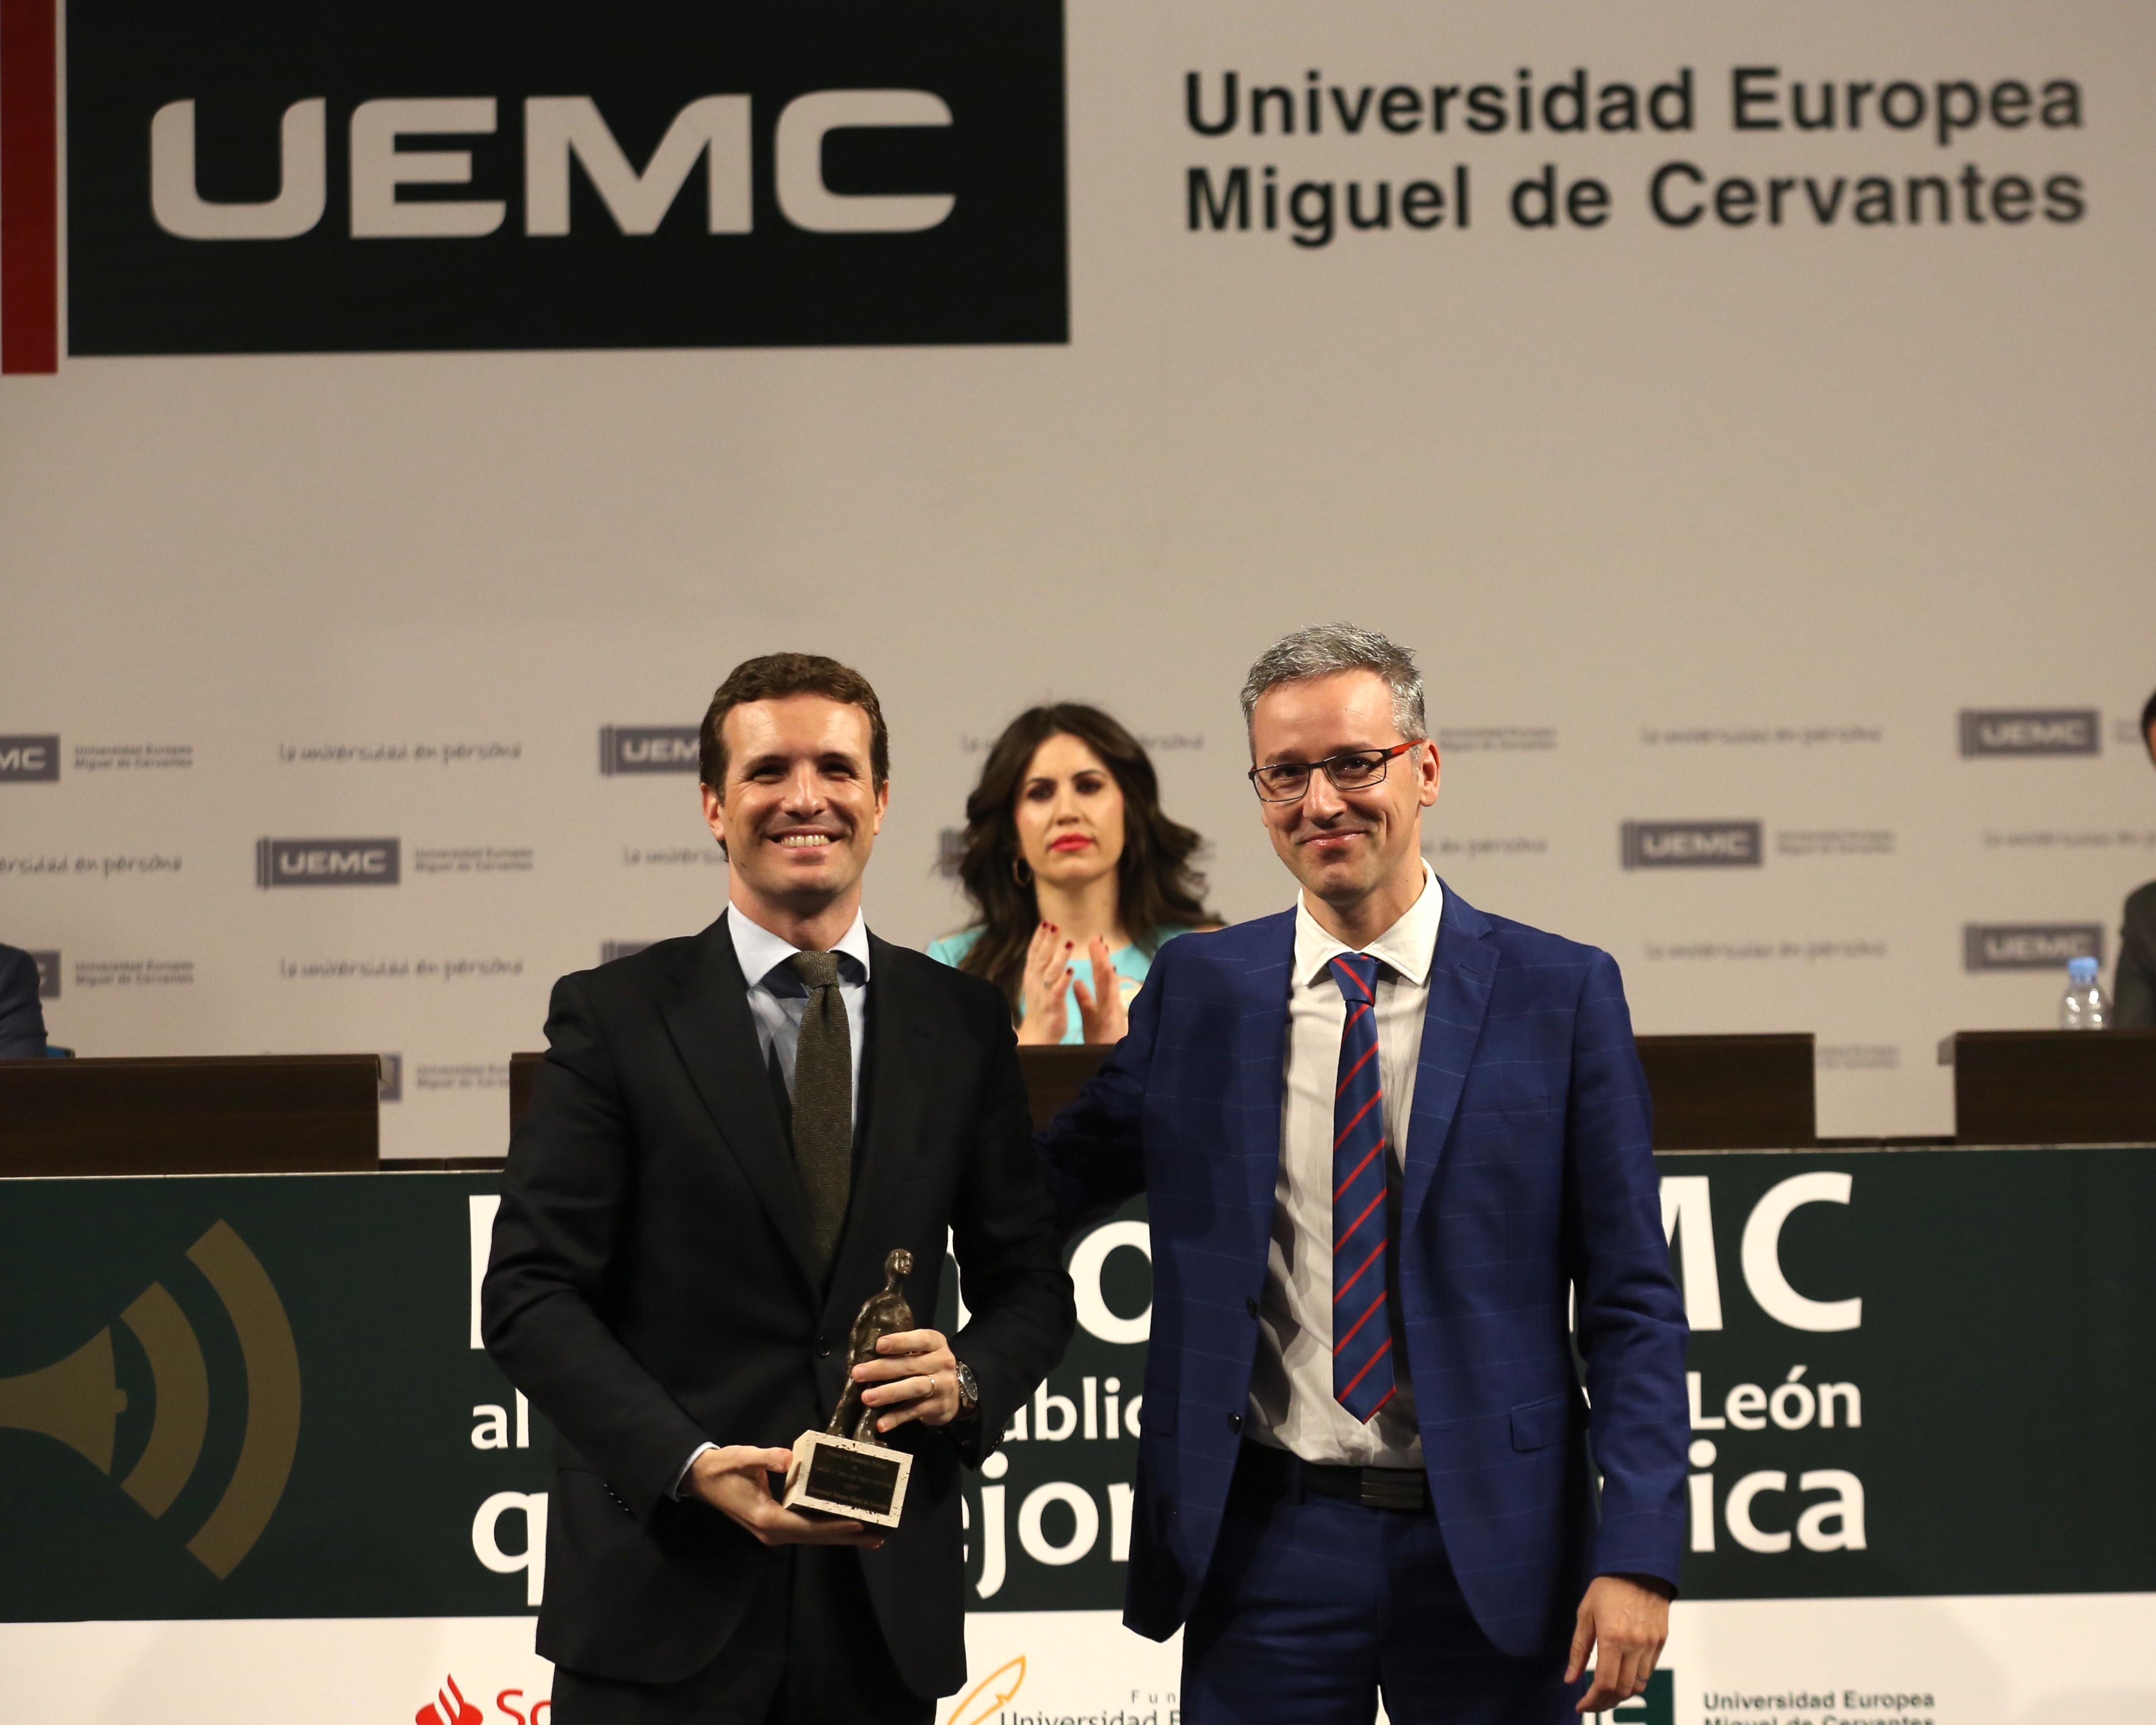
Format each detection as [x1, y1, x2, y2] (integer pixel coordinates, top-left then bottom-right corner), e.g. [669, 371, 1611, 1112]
[687, 1247, 973, 1544]
[784, 1247, 970, 1527]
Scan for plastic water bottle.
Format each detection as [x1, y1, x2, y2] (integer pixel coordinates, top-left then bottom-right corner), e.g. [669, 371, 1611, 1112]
[2059, 956, 2110, 1030]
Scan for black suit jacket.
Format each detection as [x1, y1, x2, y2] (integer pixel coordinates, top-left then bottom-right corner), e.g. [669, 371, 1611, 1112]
[0, 944, 49, 1058]
[482, 916, 1074, 1694]
[2119, 881, 2156, 1027]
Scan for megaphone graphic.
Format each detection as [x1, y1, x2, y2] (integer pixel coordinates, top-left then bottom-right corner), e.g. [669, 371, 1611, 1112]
[0, 1219, 300, 1578]
[0, 1326, 129, 1473]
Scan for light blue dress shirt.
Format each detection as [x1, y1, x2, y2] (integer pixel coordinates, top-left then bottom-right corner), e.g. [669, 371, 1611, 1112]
[726, 904, 871, 1119]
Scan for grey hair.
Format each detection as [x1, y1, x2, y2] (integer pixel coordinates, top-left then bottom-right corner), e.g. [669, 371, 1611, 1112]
[1240, 623, 1427, 743]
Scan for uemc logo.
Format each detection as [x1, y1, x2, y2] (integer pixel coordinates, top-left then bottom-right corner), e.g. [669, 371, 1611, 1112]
[1591, 1669, 1672, 1725]
[0, 735, 61, 782]
[30, 951, 61, 1000]
[1621, 820, 1763, 870]
[60, 1, 1067, 357]
[1959, 709, 2099, 757]
[1963, 923, 2103, 971]
[599, 726, 699, 776]
[255, 837, 401, 888]
[148, 94, 958, 241]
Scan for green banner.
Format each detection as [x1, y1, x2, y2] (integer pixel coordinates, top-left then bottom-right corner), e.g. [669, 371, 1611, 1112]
[0, 1147, 2150, 1623]
[0, 1172, 541, 1620]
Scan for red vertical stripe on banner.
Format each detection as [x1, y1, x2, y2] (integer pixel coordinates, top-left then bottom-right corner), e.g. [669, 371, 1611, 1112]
[0, 0, 59, 374]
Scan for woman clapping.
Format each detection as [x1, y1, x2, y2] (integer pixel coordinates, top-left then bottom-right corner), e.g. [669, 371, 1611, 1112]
[930, 704, 1219, 1044]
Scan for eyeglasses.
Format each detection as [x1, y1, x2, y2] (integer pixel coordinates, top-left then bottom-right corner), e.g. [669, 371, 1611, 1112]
[1247, 742, 1419, 804]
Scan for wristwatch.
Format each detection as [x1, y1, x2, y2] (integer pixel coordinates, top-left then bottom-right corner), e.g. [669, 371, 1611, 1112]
[953, 1358, 980, 1420]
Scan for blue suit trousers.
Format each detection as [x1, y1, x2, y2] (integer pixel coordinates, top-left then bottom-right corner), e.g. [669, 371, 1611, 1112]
[1184, 1449, 1585, 1725]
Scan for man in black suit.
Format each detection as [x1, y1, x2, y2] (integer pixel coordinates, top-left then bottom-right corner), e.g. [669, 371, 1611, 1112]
[2118, 685, 2156, 1026]
[483, 652, 1074, 1724]
[0, 944, 50, 1058]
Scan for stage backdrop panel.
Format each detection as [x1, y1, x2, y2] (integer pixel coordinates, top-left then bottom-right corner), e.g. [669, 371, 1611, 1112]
[2, 0, 2155, 1148]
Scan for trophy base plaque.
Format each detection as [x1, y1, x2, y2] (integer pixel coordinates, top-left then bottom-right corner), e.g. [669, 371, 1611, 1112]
[782, 1431, 911, 1529]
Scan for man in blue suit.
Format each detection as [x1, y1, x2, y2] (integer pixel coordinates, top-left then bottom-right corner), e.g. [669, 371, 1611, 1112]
[0, 943, 51, 1058]
[1036, 624, 1687, 1723]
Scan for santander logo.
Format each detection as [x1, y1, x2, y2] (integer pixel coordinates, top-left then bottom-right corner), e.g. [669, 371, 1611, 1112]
[416, 1677, 482, 1725]
[415, 1674, 550, 1725]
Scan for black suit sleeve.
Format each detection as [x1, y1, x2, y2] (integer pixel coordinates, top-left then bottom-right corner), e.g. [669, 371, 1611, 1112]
[945, 985, 1077, 1465]
[0, 947, 49, 1059]
[2117, 883, 2156, 1028]
[481, 973, 709, 1518]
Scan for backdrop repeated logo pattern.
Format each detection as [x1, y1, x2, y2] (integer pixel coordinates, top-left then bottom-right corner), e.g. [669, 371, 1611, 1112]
[1622, 820, 1764, 870]
[1958, 709, 2102, 758]
[1961, 923, 2105, 972]
[598, 726, 700, 777]
[254, 838, 403, 888]
[0, 734, 61, 783]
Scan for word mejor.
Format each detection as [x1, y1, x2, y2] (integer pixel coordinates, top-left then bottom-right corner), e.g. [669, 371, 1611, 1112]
[151, 93, 958, 240]
[1185, 65, 2085, 246]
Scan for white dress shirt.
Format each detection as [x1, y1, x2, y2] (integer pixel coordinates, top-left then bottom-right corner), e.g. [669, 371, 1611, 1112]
[674, 904, 871, 1496]
[1247, 862, 1443, 1467]
[726, 904, 871, 1120]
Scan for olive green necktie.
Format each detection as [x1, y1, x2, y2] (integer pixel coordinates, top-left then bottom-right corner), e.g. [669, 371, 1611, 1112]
[786, 950, 852, 1269]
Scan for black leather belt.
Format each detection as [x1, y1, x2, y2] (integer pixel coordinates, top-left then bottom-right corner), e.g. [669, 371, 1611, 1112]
[1236, 1438, 1429, 1512]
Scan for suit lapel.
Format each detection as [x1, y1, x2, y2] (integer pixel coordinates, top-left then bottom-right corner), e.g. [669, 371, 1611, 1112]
[827, 934, 935, 1316]
[660, 914, 820, 1296]
[1235, 911, 1298, 1258]
[1400, 880, 1498, 1234]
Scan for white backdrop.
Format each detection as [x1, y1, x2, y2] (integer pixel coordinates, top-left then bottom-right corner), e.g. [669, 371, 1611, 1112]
[3, 1, 2153, 1152]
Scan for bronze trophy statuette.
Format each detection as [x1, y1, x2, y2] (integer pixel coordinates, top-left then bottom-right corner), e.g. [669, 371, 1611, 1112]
[782, 1247, 916, 1529]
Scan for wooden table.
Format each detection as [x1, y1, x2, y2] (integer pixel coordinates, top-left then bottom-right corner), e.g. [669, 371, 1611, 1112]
[513, 1033, 1817, 1150]
[0, 1055, 380, 1175]
[1941, 1029, 2156, 1144]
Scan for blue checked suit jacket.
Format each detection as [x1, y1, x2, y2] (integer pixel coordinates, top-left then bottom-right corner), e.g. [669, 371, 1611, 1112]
[1034, 884, 1688, 1658]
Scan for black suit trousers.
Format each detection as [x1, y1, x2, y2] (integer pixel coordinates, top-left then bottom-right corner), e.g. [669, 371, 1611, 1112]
[551, 1544, 931, 1725]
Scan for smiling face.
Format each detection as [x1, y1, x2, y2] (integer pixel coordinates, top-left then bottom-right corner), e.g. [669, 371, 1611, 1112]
[1014, 731, 1127, 891]
[1249, 670, 1438, 918]
[702, 694, 887, 928]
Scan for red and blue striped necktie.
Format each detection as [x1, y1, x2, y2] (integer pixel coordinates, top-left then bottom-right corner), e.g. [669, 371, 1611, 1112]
[1327, 953, 1396, 1423]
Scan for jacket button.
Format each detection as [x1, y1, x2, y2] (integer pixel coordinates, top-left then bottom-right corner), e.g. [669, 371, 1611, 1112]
[815, 1336, 831, 1357]
[1245, 1297, 1259, 1320]
[1226, 1412, 1242, 1433]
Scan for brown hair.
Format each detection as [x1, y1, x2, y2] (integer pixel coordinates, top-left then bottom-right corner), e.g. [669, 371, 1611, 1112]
[953, 704, 1215, 1008]
[699, 652, 891, 790]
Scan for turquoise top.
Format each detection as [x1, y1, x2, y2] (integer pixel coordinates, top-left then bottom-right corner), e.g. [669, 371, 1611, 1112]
[925, 924, 1196, 1045]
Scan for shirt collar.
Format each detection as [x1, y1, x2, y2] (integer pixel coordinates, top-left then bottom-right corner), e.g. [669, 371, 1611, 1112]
[1293, 861, 1443, 989]
[727, 903, 872, 991]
